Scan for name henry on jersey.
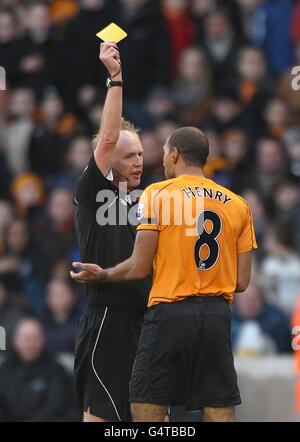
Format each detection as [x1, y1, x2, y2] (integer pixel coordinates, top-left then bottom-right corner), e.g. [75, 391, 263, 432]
[182, 186, 232, 205]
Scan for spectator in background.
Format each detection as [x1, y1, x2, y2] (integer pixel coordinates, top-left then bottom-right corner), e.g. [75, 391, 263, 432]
[0, 200, 14, 254]
[248, 137, 289, 199]
[155, 118, 179, 149]
[14, 0, 61, 98]
[283, 128, 300, 181]
[292, 0, 300, 41]
[75, 84, 98, 124]
[0, 88, 9, 132]
[140, 130, 164, 188]
[261, 0, 295, 73]
[232, 283, 291, 355]
[242, 188, 268, 261]
[60, 0, 112, 107]
[262, 222, 300, 317]
[59, 136, 92, 189]
[0, 217, 44, 314]
[191, 0, 243, 43]
[262, 97, 292, 139]
[209, 92, 253, 136]
[4, 87, 35, 175]
[49, 0, 79, 26]
[143, 87, 175, 127]
[1, 0, 25, 5]
[237, 0, 294, 73]
[173, 46, 212, 126]
[115, 0, 171, 101]
[34, 187, 76, 273]
[49, 257, 86, 313]
[29, 88, 76, 179]
[40, 278, 81, 354]
[11, 0, 28, 36]
[0, 141, 11, 200]
[11, 172, 45, 221]
[213, 129, 250, 192]
[85, 97, 104, 137]
[200, 8, 245, 90]
[162, 0, 196, 75]
[203, 130, 229, 179]
[0, 282, 24, 350]
[234, 46, 273, 132]
[0, 89, 12, 199]
[50, 257, 75, 281]
[237, 0, 266, 44]
[0, 7, 20, 86]
[272, 180, 300, 256]
[0, 318, 79, 421]
[273, 180, 300, 223]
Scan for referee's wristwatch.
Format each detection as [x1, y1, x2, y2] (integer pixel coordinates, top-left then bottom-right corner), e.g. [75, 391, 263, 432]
[106, 78, 123, 88]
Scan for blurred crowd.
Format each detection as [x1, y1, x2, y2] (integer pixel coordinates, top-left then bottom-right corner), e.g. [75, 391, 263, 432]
[0, 0, 300, 421]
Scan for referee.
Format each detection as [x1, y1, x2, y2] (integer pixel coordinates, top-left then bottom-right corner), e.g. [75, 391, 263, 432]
[71, 126, 258, 422]
[73, 42, 151, 422]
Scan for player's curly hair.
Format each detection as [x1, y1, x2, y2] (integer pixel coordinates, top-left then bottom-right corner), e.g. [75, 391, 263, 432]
[91, 118, 139, 151]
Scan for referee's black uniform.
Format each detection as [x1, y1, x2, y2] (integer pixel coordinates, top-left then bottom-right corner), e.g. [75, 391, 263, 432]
[73, 155, 151, 421]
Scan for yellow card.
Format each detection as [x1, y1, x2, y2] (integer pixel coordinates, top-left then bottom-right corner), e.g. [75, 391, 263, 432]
[96, 23, 127, 43]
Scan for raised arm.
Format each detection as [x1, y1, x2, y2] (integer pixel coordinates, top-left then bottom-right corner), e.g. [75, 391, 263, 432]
[94, 42, 123, 176]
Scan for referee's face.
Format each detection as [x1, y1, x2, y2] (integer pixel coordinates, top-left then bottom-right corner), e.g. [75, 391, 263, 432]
[112, 130, 143, 190]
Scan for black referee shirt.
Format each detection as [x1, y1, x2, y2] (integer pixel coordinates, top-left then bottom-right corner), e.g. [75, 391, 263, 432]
[74, 155, 151, 315]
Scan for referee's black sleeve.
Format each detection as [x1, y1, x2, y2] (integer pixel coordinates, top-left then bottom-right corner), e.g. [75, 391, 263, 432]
[74, 154, 113, 210]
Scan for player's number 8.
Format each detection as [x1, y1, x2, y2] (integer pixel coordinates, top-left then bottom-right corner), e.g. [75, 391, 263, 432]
[194, 210, 222, 270]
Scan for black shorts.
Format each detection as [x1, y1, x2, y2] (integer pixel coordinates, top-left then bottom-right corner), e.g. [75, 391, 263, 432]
[129, 296, 241, 410]
[74, 307, 143, 421]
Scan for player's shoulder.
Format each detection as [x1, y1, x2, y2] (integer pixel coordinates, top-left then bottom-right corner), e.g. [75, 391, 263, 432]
[143, 178, 178, 194]
[211, 180, 250, 209]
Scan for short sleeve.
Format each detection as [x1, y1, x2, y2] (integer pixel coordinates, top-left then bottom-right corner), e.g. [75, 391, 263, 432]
[237, 206, 258, 254]
[136, 187, 160, 232]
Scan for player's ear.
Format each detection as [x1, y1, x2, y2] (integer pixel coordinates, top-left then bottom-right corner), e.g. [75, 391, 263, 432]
[172, 147, 180, 164]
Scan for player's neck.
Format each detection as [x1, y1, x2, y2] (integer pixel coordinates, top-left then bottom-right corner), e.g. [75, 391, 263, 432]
[175, 166, 204, 178]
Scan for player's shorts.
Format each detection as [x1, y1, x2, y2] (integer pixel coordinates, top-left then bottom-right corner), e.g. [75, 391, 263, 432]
[129, 296, 241, 409]
[74, 306, 143, 421]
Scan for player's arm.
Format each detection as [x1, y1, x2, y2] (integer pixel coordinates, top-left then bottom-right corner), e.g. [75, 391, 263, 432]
[70, 230, 159, 284]
[236, 251, 252, 292]
[236, 203, 258, 292]
[106, 230, 158, 281]
[94, 41, 123, 176]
